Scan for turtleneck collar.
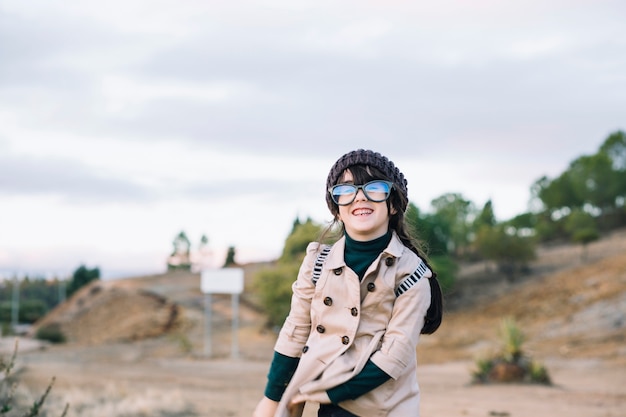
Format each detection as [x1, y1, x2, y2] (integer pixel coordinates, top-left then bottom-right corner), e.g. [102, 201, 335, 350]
[344, 229, 392, 280]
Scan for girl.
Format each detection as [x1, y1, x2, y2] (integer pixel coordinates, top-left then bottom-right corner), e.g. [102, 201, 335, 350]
[253, 149, 443, 417]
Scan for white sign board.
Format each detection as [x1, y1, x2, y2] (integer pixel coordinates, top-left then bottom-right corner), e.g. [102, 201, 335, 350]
[201, 268, 244, 294]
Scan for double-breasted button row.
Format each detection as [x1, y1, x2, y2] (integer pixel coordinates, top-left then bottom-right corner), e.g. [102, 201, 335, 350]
[302, 345, 309, 353]
[323, 296, 333, 306]
[367, 282, 376, 292]
[385, 257, 395, 266]
[333, 268, 342, 275]
[341, 336, 350, 345]
[351, 307, 358, 317]
[316, 325, 326, 333]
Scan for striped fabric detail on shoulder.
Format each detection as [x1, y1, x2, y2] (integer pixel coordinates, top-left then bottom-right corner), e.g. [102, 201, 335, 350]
[312, 245, 332, 286]
[395, 259, 430, 297]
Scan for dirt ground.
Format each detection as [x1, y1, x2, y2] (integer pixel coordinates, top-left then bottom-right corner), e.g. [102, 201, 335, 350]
[9, 340, 626, 417]
[7, 228, 626, 417]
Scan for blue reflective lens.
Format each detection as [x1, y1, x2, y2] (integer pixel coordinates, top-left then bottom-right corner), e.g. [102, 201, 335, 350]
[330, 180, 393, 205]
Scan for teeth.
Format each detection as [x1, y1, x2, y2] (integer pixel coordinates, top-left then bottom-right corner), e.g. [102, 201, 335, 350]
[354, 209, 373, 215]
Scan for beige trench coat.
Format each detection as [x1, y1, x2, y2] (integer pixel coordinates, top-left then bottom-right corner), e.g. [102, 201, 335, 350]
[273, 232, 432, 417]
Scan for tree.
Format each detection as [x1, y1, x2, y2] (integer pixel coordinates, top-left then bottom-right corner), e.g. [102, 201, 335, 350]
[167, 230, 192, 271]
[564, 209, 600, 260]
[599, 130, 626, 227]
[567, 153, 615, 213]
[223, 246, 237, 267]
[406, 203, 449, 256]
[0, 277, 65, 327]
[66, 265, 100, 297]
[534, 173, 582, 216]
[195, 234, 212, 270]
[469, 200, 498, 261]
[405, 203, 457, 292]
[473, 200, 497, 231]
[532, 130, 626, 235]
[254, 263, 301, 328]
[600, 130, 626, 167]
[254, 218, 325, 327]
[279, 218, 325, 263]
[474, 225, 536, 280]
[430, 193, 475, 257]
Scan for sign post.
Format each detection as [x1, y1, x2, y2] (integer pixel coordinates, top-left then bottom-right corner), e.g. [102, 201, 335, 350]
[200, 268, 244, 359]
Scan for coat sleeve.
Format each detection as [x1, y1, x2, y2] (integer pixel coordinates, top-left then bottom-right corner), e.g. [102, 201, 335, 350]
[273, 242, 320, 358]
[369, 264, 432, 379]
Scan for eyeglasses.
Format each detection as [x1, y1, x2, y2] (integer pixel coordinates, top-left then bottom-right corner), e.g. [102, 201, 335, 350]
[329, 180, 394, 206]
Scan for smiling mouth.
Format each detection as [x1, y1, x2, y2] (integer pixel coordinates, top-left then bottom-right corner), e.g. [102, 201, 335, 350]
[352, 208, 373, 216]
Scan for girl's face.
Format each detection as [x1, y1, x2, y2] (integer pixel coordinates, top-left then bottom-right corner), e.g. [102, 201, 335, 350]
[336, 170, 395, 241]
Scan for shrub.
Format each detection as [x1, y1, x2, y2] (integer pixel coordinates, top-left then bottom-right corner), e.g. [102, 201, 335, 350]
[499, 317, 524, 362]
[0, 340, 69, 416]
[528, 360, 551, 384]
[253, 262, 301, 328]
[35, 323, 67, 344]
[471, 317, 551, 385]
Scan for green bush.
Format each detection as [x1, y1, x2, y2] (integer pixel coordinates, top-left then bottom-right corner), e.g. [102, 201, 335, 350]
[35, 323, 67, 344]
[499, 317, 525, 362]
[529, 360, 551, 384]
[428, 255, 457, 293]
[471, 317, 551, 385]
[254, 262, 301, 328]
[19, 300, 49, 324]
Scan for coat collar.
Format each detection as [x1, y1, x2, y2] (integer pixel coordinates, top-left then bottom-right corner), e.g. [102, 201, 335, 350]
[324, 230, 405, 271]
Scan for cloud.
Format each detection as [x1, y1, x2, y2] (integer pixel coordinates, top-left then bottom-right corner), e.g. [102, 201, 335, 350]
[2, 0, 625, 160]
[0, 153, 155, 204]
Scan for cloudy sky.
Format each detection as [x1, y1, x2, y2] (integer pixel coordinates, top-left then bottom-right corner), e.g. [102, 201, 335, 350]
[1, 0, 624, 279]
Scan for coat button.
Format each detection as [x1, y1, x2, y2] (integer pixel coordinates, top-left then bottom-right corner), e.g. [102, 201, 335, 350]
[385, 257, 394, 266]
[316, 325, 326, 333]
[351, 307, 358, 317]
[341, 336, 350, 345]
[333, 268, 343, 275]
[367, 282, 376, 292]
[302, 345, 309, 353]
[323, 297, 333, 306]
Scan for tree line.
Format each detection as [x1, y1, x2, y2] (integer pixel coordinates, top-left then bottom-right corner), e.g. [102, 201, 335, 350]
[0, 265, 100, 333]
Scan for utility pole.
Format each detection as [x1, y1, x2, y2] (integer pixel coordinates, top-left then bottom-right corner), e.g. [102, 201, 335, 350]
[11, 275, 20, 332]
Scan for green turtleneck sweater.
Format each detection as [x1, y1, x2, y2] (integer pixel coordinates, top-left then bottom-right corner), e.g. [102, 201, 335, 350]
[344, 230, 391, 280]
[264, 231, 393, 403]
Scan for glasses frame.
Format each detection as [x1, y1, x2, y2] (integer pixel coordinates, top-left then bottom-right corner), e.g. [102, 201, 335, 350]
[329, 180, 394, 206]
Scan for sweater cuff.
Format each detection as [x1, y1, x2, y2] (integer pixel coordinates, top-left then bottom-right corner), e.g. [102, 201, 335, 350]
[327, 359, 391, 404]
[264, 351, 300, 401]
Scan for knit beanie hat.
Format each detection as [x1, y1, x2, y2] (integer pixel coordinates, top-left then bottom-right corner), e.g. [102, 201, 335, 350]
[326, 149, 408, 212]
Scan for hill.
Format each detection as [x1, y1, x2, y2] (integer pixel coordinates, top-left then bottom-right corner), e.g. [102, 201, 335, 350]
[420, 227, 626, 365]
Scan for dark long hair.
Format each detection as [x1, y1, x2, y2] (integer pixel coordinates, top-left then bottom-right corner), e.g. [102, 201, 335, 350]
[323, 164, 443, 334]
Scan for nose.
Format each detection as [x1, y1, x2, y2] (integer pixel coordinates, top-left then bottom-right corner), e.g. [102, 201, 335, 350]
[354, 188, 367, 202]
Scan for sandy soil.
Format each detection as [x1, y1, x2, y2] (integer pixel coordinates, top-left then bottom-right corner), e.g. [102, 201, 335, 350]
[10, 340, 625, 417]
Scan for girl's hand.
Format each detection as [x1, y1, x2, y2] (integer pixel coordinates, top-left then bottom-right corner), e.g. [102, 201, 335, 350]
[287, 395, 306, 417]
[252, 396, 278, 417]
